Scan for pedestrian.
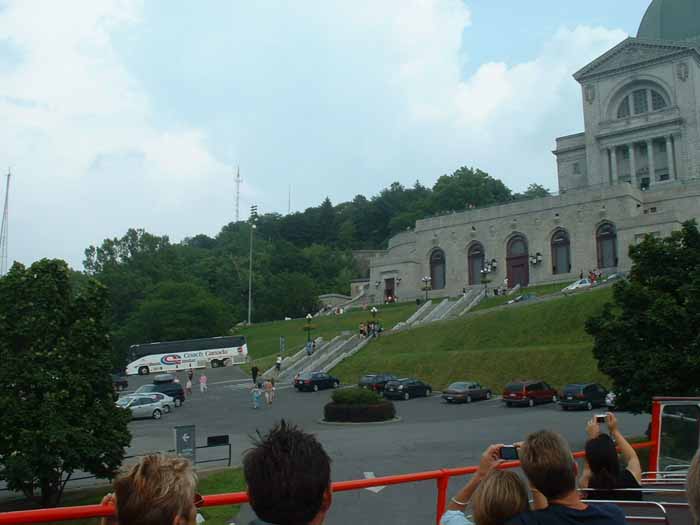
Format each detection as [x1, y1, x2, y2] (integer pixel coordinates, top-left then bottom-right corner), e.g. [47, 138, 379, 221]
[185, 378, 192, 397]
[270, 377, 276, 402]
[199, 372, 208, 393]
[306, 341, 313, 356]
[251, 383, 262, 409]
[173, 375, 180, 384]
[579, 270, 584, 280]
[275, 355, 282, 373]
[264, 379, 273, 407]
[312, 340, 317, 354]
[251, 365, 260, 384]
[187, 368, 194, 382]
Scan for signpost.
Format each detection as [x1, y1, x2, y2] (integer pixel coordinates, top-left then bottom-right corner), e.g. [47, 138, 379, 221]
[174, 425, 196, 464]
[279, 335, 286, 354]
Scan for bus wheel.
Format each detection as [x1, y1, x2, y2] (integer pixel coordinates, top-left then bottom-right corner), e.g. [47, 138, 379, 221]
[211, 360, 220, 368]
[138, 366, 149, 375]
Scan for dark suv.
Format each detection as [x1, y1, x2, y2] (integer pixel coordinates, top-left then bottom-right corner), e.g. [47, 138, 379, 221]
[359, 373, 397, 394]
[135, 374, 186, 406]
[503, 380, 557, 407]
[559, 383, 608, 411]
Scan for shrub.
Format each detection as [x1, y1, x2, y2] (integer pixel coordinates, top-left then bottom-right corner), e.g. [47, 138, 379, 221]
[331, 387, 381, 405]
[324, 400, 396, 422]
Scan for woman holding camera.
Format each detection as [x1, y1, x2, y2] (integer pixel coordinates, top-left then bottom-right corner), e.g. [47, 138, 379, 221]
[441, 444, 529, 525]
[580, 412, 643, 501]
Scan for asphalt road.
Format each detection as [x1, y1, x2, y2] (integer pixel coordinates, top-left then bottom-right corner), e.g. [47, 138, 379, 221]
[118, 368, 650, 525]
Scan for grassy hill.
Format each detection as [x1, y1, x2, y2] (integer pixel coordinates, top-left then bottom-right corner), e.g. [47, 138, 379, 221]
[332, 287, 614, 392]
[239, 301, 419, 372]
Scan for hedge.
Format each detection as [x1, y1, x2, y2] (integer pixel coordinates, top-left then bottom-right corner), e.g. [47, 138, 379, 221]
[331, 387, 381, 405]
[324, 400, 396, 422]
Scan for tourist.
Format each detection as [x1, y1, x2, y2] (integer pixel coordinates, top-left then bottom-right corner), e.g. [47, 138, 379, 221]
[264, 379, 273, 407]
[251, 383, 262, 409]
[507, 430, 626, 525]
[275, 355, 282, 373]
[199, 372, 208, 393]
[442, 444, 528, 525]
[100, 454, 199, 525]
[185, 377, 192, 397]
[251, 365, 260, 385]
[270, 377, 276, 402]
[580, 413, 642, 500]
[687, 450, 700, 523]
[187, 368, 194, 382]
[243, 420, 332, 525]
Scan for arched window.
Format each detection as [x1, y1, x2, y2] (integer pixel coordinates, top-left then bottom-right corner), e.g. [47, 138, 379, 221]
[596, 223, 618, 269]
[617, 88, 667, 119]
[508, 237, 527, 257]
[468, 243, 485, 285]
[551, 230, 571, 275]
[430, 249, 446, 290]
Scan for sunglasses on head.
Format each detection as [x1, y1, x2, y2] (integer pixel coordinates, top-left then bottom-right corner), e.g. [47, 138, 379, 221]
[194, 493, 205, 508]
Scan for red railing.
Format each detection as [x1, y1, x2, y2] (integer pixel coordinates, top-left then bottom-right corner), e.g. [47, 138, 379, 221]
[0, 441, 657, 525]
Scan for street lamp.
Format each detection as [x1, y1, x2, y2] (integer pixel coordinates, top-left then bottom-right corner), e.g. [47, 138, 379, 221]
[421, 276, 432, 302]
[306, 313, 313, 343]
[371, 306, 378, 320]
[480, 258, 498, 293]
[247, 204, 258, 325]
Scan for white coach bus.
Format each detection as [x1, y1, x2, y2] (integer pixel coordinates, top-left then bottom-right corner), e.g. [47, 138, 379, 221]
[125, 335, 249, 376]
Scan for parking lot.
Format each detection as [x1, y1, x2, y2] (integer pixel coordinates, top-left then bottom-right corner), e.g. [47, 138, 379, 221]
[118, 367, 651, 525]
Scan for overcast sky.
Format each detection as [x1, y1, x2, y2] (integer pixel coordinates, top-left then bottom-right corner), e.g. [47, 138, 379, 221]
[2, 0, 652, 269]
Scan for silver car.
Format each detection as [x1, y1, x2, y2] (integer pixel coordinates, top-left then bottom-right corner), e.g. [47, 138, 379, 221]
[116, 395, 167, 420]
[119, 392, 174, 413]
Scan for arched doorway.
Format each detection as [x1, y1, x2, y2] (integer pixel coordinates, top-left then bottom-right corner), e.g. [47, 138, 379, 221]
[506, 235, 529, 288]
[430, 249, 446, 290]
[596, 223, 618, 269]
[551, 229, 571, 275]
[468, 243, 485, 285]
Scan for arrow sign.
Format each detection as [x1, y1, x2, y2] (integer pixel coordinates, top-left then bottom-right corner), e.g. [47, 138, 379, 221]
[182, 433, 191, 443]
[363, 472, 386, 494]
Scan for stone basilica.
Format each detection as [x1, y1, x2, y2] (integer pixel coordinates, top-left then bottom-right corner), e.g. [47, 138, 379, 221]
[367, 0, 700, 304]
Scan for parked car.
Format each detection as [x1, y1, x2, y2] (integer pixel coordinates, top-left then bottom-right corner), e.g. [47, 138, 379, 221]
[359, 373, 397, 394]
[121, 392, 175, 413]
[294, 372, 340, 392]
[384, 378, 432, 400]
[442, 381, 492, 403]
[503, 380, 558, 407]
[506, 293, 537, 305]
[135, 374, 185, 406]
[606, 391, 617, 409]
[558, 383, 608, 411]
[111, 372, 129, 392]
[562, 278, 592, 293]
[116, 395, 167, 420]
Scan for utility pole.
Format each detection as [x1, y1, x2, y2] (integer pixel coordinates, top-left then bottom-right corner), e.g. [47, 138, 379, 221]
[247, 204, 258, 325]
[235, 166, 242, 222]
[0, 169, 10, 276]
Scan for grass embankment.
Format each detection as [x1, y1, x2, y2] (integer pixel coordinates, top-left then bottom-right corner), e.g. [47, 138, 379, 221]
[0, 468, 246, 525]
[472, 282, 569, 312]
[239, 301, 418, 373]
[333, 287, 613, 392]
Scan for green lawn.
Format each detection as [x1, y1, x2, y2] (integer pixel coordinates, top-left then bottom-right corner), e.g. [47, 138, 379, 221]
[332, 287, 614, 392]
[471, 281, 571, 312]
[239, 301, 419, 373]
[0, 468, 246, 525]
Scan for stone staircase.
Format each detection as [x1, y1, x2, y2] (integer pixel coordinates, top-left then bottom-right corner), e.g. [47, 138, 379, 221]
[417, 298, 450, 325]
[299, 335, 359, 375]
[322, 336, 373, 373]
[276, 336, 341, 382]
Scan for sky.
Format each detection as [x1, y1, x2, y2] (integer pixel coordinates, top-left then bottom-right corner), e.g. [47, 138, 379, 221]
[0, 0, 653, 269]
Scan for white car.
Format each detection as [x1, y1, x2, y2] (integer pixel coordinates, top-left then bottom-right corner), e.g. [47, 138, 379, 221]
[116, 395, 168, 420]
[120, 392, 174, 413]
[562, 278, 592, 293]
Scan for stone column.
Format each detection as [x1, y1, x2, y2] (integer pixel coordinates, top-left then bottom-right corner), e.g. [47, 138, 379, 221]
[629, 142, 637, 188]
[666, 135, 676, 180]
[647, 139, 656, 187]
[610, 147, 618, 184]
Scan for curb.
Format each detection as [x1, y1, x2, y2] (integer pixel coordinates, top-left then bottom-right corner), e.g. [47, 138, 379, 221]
[317, 416, 402, 426]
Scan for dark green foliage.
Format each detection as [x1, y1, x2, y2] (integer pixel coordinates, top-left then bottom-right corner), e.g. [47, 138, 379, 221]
[0, 259, 131, 507]
[331, 387, 382, 404]
[586, 221, 700, 413]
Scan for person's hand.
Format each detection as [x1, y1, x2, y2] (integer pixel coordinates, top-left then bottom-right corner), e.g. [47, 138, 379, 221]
[606, 412, 618, 433]
[586, 417, 601, 439]
[477, 444, 504, 478]
[98, 493, 117, 525]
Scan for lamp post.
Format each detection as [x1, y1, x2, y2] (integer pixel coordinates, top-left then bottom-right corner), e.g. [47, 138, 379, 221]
[421, 276, 431, 302]
[306, 313, 313, 343]
[247, 205, 258, 325]
[480, 259, 498, 294]
[371, 306, 378, 320]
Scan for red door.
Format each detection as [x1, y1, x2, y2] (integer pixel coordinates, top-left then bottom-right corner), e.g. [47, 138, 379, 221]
[507, 256, 529, 288]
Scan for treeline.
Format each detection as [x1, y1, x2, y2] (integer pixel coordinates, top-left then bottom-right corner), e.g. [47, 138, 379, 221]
[80, 166, 549, 363]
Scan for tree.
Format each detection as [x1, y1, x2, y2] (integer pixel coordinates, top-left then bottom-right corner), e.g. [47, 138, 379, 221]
[586, 221, 700, 413]
[431, 167, 512, 212]
[515, 183, 551, 200]
[0, 259, 131, 506]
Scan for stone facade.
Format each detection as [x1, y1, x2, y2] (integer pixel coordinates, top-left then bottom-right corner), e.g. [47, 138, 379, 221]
[367, 3, 700, 305]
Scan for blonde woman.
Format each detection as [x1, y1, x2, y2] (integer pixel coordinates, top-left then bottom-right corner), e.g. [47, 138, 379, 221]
[442, 444, 528, 525]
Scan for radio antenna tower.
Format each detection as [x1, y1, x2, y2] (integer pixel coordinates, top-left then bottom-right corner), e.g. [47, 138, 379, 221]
[0, 169, 10, 276]
[235, 166, 242, 222]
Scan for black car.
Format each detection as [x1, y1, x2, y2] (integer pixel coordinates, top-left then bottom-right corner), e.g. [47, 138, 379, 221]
[294, 372, 340, 392]
[383, 378, 432, 400]
[111, 372, 129, 392]
[442, 381, 492, 403]
[134, 374, 186, 406]
[559, 383, 608, 411]
[359, 373, 397, 394]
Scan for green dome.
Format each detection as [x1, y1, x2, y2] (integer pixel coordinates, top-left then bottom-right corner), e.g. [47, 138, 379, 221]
[637, 0, 700, 42]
